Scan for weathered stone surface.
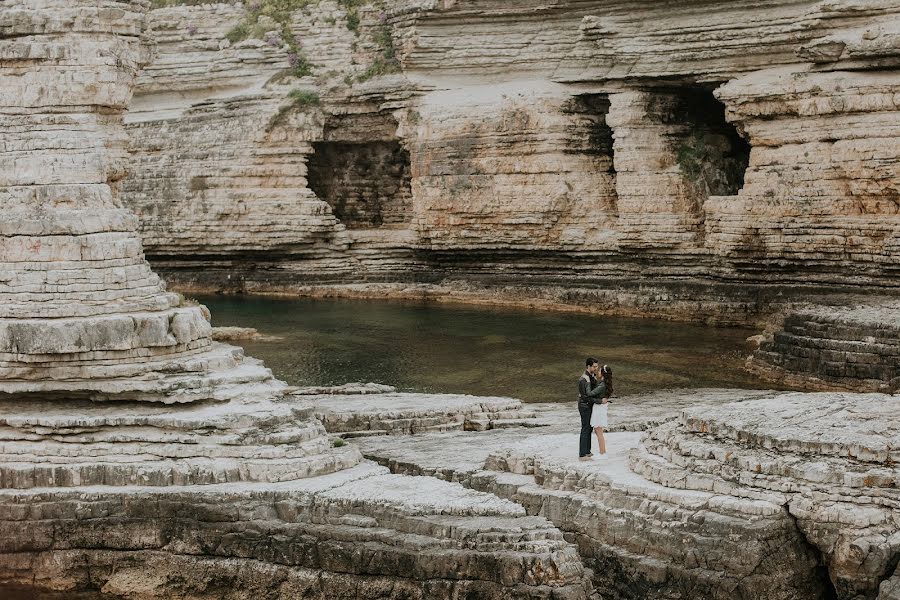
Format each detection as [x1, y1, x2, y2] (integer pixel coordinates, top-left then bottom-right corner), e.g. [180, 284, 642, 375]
[0, 3, 595, 598]
[750, 302, 900, 393]
[124, 2, 421, 284]
[123, 0, 900, 293]
[0, 463, 592, 599]
[880, 565, 900, 600]
[661, 394, 900, 599]
[291, 381, 398, 395]
[119, 0, 900, 390]
[6, 0, 900, 597]
[211, 325, 282, 341]
[348, 387, 900, 600]
[0, 0, 265, 403]
[0, 393, 361, 489]
[309, 392, 539, 437]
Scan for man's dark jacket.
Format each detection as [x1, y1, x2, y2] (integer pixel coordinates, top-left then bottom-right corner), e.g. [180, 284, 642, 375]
[578, 372, 607, 404]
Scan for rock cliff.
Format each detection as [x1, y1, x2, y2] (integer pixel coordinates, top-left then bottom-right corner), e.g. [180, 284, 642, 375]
[5, 1, 898, 597]
[0, 2, 592, 597]
[123, 0, 900, 292]
[120, 0, 900, 390]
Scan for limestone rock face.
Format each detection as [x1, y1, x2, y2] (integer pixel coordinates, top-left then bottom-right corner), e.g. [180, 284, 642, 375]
[125, 4, 351, 272]
[0, 3, 595, 598]
[411, 82, 618, 253]
[708, 68, 900, 283]
[308, 392, 539, 437]
[120, 0, 900, 287]
[880, 565, 900, 600]
[645, 395, 900, 599]
[123, 2, 424, 286]
[0, 462, 593, 600]
[117, 0, 900, 391]
[350, 388, 900, 600]
[0, 0, 265, 402]
[749, 302, 900, 393]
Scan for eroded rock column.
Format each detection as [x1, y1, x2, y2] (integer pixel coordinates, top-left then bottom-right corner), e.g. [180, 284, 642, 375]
[607, 88, 748, 256]
[412, 82, 619, 255]
[706, 68, 900, 282]
[607, 90, 706, 253]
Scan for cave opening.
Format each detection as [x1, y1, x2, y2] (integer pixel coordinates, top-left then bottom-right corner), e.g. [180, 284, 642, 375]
[307, 116, 412, 229]
[669, 85, 751, 199]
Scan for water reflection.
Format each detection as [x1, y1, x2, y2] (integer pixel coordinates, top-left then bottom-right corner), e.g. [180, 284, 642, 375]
[198, 295, 771, 403]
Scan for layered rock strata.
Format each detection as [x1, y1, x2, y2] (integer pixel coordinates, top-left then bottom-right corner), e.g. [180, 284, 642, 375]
[644, 394, 900, 599]
[0, 2, 593, 597]
[124, 2, 424, 285]
[347, 387, 900, 600]
[749, 302, 900, 393]
[121, 0, 900, 390]
[0, 461, 592, 600]
[123, 0, 900, 292]
[308, 392, 539, 437]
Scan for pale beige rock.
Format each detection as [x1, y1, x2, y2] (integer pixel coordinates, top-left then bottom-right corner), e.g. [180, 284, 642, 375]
[349, 387, 900, 600]
[0, 3, 594, 598]
[309, 392, 538, 437]
[117, 0, 900, 396]
[749, 301, 900, 393]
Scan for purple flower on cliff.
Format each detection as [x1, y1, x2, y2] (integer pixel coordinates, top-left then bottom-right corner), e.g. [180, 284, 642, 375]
[265, 34, 280, 47]
[287, 52, 300, 67]
[248, 0, 261, 12]
[187, 24, 198, 36]
[378, 11, 387, 23]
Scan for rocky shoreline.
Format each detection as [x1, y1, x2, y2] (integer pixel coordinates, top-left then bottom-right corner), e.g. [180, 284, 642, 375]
[319, 386, 900, 600]
[1, 0, 898, 598]
[6, 385, 896, 599]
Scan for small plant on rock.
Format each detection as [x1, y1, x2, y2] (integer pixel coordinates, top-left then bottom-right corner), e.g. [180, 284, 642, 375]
[676, 129, 746, 198]
[267, 88, 321, 130]
[356, 24, 399, 82]
[338, 0, 364, 32]
[289, 89, 320, 106]
[224, 0, 316, 78]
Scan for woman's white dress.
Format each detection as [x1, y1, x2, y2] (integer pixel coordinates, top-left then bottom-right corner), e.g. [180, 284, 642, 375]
[590, 402, 608, 428]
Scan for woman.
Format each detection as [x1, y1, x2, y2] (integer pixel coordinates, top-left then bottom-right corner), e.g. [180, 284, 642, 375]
[591, 365, 613, 457]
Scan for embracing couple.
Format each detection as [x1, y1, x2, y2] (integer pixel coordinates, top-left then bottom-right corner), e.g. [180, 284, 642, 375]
[577, 357, 613, 461]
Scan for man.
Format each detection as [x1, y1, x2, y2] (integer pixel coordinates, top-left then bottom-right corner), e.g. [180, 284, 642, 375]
[577, 357, 607, 461]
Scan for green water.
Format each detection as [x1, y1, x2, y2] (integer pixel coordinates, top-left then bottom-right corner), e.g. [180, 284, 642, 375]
[199, 295, 770, 403]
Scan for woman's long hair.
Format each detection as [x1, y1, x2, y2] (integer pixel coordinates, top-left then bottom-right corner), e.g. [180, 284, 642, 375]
[602, 365, 613, 397]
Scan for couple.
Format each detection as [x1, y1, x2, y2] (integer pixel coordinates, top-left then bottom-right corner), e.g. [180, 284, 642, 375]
[577, 357, 613, 461]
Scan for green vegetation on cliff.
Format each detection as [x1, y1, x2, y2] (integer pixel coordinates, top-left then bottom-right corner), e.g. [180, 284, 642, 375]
[225, 0, 316, 77]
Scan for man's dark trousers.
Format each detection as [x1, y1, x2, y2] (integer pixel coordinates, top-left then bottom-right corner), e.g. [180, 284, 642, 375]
[578, 401, 592, 457]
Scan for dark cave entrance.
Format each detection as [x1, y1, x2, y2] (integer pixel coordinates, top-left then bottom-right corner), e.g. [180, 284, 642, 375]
[669, 85, 751, 199]
[307, 114, 412, 229]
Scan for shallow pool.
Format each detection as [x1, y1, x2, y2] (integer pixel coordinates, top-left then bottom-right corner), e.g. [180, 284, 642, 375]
[198, 295, 773, 402]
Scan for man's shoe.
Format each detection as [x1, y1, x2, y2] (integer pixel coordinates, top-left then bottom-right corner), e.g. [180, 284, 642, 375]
[578, 455, 592, 462]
